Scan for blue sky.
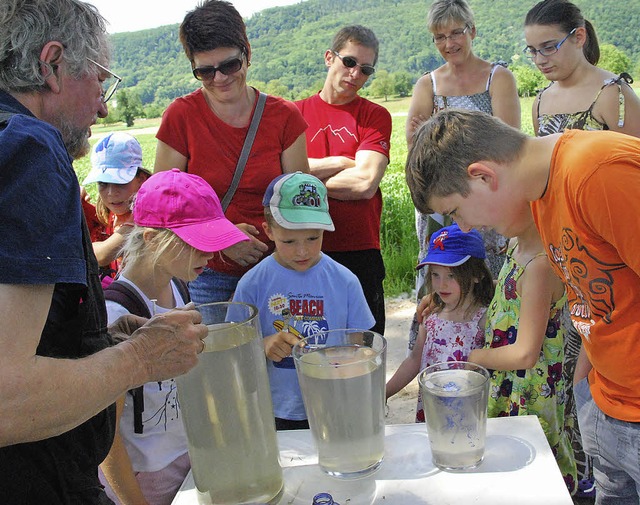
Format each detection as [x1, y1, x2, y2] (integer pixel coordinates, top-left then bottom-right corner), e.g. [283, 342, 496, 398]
[88, 0, 304, 34]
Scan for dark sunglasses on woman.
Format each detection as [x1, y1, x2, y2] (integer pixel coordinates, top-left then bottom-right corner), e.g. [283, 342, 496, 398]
[192, 53, 244, 81]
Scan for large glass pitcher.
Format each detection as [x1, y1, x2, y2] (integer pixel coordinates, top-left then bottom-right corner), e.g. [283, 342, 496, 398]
[176, 302, 283, 504]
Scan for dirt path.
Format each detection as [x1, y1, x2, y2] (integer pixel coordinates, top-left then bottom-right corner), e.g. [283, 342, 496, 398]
[384, 296, 420, 425]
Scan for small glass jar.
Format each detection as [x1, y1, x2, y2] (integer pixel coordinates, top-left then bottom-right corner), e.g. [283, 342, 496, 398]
[312, 492, 340, 505]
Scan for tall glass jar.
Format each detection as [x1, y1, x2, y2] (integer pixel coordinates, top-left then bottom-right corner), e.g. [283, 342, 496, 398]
[177, 302, 283, 504]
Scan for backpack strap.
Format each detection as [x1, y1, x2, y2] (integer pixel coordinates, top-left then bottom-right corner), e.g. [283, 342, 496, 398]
[103, 278, 190, 434]
[172, 277, 191, 305]
[104, 280, 151, 434]
[103, 280, 152, 318]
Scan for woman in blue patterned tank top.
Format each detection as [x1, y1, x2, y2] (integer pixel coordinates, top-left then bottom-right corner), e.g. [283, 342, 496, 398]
[405, 0, 521, 353]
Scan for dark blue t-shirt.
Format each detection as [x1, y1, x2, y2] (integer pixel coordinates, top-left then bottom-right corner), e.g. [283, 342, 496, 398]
[0, 93, 85, 284]
[0, 91, 115, 504]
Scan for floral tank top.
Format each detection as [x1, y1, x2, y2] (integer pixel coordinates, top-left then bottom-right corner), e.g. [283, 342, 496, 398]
[431, 64, 497, 114]
[416, 65, 507, 280]
[484, 244, 577, 493]
[415, 307, 487, 422]
[537, 73, 632, 136]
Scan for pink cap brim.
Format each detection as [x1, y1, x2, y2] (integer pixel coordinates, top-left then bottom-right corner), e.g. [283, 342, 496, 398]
[170, 217, 249, 253]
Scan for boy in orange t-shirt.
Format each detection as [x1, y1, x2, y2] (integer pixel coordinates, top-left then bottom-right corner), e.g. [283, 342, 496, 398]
[405, 108, 640, 503]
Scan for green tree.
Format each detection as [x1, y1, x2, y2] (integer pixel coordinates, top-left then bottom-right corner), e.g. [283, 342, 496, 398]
[392, 71, 413, 97]
[115, 89, 143, 127]
[369, 70, 394, 101]
[598, 44, 631, 74]
[263, 79, 290, 99]
[511, 64, 545, 97]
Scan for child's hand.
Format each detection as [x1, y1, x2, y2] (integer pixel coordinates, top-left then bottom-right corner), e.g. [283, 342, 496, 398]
[80, 186, 92, 203]
[416, 293, 436, 323]
[263, 331, 301, 362]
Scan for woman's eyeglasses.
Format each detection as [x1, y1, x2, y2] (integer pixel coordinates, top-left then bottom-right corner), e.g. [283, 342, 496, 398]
[523, 28, 577, 59]
[333, 51, 376, 76]
[87, 58, 122, 103]
[192, 54, 244, 81]
[432, 25, 470, 45]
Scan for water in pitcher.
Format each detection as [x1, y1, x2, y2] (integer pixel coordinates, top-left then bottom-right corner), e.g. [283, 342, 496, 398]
[297, 345, 385, 477]
[421, 368, 489, 470]
[177, 323, 283, 505]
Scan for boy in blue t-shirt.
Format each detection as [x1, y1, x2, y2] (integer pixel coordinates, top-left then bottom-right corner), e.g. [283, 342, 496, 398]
[233, 172, 375, 430]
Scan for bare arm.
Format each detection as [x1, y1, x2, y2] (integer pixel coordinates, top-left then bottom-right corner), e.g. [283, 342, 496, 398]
[308, 156, 356, 180]
[386, 322, 427, 399]
[99, 396, 150, 505]
[489, 66, 521, 129]
[406, 74, 435, 147]
[597, 82, 640, 137]
[281, 133, 310, 174]
[532, 95, 541, 135]
[321, 150, 388, 201]
[92, 225, 132, 267]
[573, 344, 593, 385]
[469, 256, 562, 370]
[154, 140, 187, 173]
[0, 284, 205, 447]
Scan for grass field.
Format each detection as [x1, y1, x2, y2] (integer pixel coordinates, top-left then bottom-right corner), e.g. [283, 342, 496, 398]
[74, 95, 538, 298]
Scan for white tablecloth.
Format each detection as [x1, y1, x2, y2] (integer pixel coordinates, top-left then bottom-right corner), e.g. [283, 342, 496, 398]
[172, 415, 572, 505]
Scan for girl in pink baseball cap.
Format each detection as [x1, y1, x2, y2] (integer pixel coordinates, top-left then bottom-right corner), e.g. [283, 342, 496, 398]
[98, 169, 248, 505]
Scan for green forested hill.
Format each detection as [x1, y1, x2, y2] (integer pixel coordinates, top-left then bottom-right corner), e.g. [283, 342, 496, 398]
[109, 0, 640, 113]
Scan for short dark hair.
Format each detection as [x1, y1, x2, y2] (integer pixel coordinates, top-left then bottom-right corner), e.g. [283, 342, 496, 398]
[331, 25, 379, 65]
[405, 109, 527, 214]
[179, 0, 250, 62]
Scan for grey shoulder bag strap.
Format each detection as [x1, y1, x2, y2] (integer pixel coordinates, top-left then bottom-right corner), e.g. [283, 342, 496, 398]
[221, 91, 267, 211]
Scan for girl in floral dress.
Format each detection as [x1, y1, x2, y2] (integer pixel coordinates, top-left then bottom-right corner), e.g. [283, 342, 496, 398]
[386, 223, 494, 422]
[469, 218, 577, 495]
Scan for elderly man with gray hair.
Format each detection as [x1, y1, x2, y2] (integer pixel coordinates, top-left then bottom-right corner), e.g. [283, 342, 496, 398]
[0, 1, 207, 502]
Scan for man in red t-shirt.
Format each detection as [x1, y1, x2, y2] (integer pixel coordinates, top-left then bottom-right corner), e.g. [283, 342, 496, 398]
[296, 25, 391, 335]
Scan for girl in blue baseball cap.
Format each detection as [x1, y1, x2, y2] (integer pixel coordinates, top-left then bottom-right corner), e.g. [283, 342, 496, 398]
[386, 223, 494, 422]
[81, 132, 151, 285]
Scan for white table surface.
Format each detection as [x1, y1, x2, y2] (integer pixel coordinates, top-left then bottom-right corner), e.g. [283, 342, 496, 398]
[172, 415, 572, 505]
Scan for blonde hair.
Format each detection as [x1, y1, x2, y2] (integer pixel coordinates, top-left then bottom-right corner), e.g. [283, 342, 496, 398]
[121, 227, 199, 278]
[428, 0, 475, 32]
